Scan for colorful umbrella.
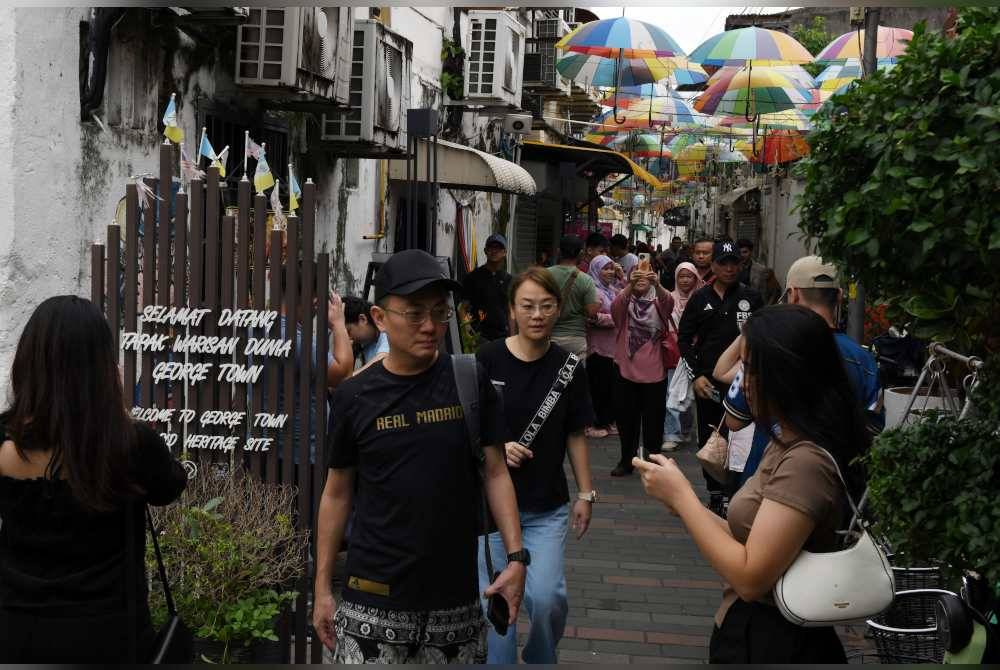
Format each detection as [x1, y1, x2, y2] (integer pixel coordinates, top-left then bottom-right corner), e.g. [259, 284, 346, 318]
[708, 64, 816, 90]
[751, 130, 810, 165]
[613, 93, 708, 128]
[732, 139, 757, 160]
[593, 107, 699, 131]
[689, 26, 813, 67]
[556, 52, 677, 88]
[672, 63, 710, 86]
[815, 58, 898, 91]
[556, 17, 686, 59]
[694, 67, 813, 117]
[610, 133, 673, 159]
[582, 132, 622, 146]
[815, 26, 913, 65]
[597, 83, 673, 108]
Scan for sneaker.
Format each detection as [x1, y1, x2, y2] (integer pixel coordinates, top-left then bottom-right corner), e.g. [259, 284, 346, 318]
[660, 441, 679, 453]
[586, 426, 609, 439]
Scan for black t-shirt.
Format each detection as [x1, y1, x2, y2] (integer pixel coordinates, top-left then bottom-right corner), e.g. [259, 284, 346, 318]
[462, 265, 512, 341]
[677, 282, 764, 380]
[476, 340, 594, 513]
[326, 353, 505, 611]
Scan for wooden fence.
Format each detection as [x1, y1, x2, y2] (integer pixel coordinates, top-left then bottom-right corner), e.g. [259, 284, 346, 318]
[91, 141, 329, 663]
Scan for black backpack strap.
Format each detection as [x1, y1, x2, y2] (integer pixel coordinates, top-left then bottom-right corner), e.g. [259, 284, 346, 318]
[452, 354, 495, 579]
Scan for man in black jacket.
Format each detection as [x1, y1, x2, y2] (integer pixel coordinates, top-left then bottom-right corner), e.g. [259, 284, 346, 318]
[677, 239, 763, 512]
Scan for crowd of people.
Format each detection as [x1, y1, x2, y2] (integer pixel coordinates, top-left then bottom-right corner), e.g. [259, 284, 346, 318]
[0, 230, 884, 665]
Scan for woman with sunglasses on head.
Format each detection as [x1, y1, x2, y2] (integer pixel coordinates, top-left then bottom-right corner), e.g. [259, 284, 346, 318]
[632, 305, 871, 663]
[0, 296, 187, 663]
[476, 267, 596, 664]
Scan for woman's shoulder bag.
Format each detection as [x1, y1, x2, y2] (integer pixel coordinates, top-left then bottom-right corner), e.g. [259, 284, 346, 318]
[772, 444, 895, 627]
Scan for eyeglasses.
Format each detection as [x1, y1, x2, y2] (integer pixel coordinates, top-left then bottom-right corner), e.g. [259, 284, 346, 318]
[515, 302, 559, 316]
[382, 305, 454, 325]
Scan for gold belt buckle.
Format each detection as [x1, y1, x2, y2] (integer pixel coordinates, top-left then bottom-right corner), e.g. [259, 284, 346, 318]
[348, 576, 391, 597]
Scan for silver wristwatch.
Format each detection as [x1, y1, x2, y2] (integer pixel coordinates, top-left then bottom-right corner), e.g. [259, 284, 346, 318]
[577, 490, 598, 503]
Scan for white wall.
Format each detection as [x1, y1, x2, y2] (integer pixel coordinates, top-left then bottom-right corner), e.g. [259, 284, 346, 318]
[761, 174, 810, 286]
[0, 7, 518, 377]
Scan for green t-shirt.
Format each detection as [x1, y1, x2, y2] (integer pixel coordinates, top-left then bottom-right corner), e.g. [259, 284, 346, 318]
[547, 265, 598, 339]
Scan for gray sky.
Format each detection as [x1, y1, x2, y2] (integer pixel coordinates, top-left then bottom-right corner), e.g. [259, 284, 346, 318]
[590, 7, 798, 55]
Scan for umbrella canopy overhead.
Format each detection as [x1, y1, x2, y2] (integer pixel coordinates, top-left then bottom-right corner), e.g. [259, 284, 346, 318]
[610, 133, 674, 158]
[689, 26, 813, 66]
[597, 82, 674, 108]
[593, 107, 703, 131]
[672, 63, 710, 86]
[694, 67, 813, 116]
[556, 17, 686, 59]
[582, 132, 622, 146]
[708, 64, 817, 90]
[815, 58, 898, 91]
[557, 52, 676, 87]
[752, 129, 810, 164]
[612, 93, 707, 128]
[815, 26, 912, 64]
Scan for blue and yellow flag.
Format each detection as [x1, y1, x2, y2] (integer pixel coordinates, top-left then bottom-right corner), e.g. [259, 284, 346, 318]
[162, 94, 183, 144]
[254, 151, 275, 194]
[289, 169, 302, 211]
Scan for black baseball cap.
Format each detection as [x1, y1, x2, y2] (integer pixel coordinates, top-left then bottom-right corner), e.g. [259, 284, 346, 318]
[374, 249, 462, 302]
[713, 239, 740, 263]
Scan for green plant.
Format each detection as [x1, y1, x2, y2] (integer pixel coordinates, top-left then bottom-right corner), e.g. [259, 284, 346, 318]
[441, 38, 465, 100]
[790, 16, 832, 77]
[147, 470, 310, 661]
[796, 7, 1000, 354]
[866, 356, 1000, 585]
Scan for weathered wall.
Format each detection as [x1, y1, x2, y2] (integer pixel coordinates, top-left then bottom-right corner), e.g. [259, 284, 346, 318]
[761, 175, 810, 286]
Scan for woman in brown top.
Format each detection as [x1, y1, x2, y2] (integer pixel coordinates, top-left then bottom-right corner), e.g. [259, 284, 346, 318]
[632, 305, 871, 663]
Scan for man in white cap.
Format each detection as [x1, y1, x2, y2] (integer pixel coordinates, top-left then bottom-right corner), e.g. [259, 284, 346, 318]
[716, 255, 884, 484]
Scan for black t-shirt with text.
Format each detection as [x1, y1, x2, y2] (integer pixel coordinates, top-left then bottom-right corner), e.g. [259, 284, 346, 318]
[326, 353, 505, 611]
[476, 340, 594, 513]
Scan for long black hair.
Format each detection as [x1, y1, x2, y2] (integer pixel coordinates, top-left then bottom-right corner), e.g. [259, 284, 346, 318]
[741, 304, 871, 499]
[1, 295, 137, 511]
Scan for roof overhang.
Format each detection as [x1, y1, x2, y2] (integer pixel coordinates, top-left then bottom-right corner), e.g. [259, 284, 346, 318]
[388, 138, 536, 196]
[519, 140, 664, 190]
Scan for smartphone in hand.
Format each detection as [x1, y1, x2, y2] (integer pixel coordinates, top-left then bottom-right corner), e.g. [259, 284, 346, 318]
[486, 580, 509, 635]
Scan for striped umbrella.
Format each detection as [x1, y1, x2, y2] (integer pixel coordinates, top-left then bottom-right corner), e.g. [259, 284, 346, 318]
[689, 26, 813, 66]
[613, 93, 708, 128]
[673, 63, 710, 86]
[610, 133, 673, 159]
[708, 64, 817, 90]
[582, 132, 622, 146]
[556, 52, 677, 88]
[597, 83, 673, 109]
[815, 26, 912, 65]
[751, 129, 810, 165]
[694, 67, 813, 116]
[815, 58, 898, 91]
[556, 17, 686, 59]
[592, 107, 699, 132]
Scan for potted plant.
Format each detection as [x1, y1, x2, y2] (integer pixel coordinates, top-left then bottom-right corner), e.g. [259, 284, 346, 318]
[866, 356, 1000, 586]
[147, 467, 310, 663]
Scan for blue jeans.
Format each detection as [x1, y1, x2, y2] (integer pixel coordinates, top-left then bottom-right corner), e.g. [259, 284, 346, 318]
[663, 368, 683, 442]
[477, 504, 569, 664]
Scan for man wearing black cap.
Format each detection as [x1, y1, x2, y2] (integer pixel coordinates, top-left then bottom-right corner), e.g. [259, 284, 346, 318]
[461, 233, 513, 342]
[677, 239, 763, 513]
[313, 249, 526, 663]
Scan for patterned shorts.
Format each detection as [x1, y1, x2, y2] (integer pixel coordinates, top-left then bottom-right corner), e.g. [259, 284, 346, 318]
[333, 599, 487, 664]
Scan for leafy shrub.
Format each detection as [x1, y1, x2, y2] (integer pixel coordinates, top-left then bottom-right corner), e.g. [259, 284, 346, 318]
[796, 8, 1000, 354]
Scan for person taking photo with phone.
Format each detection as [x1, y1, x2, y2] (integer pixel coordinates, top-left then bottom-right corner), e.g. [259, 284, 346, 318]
[476, 267, 596, 664]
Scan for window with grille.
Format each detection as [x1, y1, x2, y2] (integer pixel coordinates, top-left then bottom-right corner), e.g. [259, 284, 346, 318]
[322, 28, 365, 138]
[238, 8, 287, 82]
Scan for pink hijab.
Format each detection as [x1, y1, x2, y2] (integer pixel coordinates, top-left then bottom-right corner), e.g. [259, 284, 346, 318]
[670, 262, 703, 322]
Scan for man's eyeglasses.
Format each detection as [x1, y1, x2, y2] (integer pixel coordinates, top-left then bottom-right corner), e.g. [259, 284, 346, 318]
[515, 302, 558, 317]
[382, 305, 454, 325]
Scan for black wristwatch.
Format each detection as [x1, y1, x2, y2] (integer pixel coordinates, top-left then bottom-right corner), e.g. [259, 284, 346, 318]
[507, 548, 531, 567]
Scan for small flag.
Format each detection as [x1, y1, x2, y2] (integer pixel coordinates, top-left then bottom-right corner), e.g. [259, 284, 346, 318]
[214, 146, 229, 178]
[180, 144, 205, 183]
[254, 151, 275, 194]
[246, 134, 262, 161]
[288, 168, 302, 212]
[199, 134, 218, 162]
[162, 94, 183, 144]
[270, 179, 286, 230]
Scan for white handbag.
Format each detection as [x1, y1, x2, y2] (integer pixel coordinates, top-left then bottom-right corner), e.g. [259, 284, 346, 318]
[772, 446, 896, 627]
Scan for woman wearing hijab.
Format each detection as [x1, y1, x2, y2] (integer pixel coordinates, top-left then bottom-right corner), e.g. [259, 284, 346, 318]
[662, 262, 703, 452]
[610, 261, 675, 476]
[585, 255, 623, 438]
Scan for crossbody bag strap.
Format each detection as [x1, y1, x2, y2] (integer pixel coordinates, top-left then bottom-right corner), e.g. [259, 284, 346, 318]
[517, 352, 581, 449]
[558, 270, 579, 316]
[451, 354, 494, 579]
[786, 441, 865, 533]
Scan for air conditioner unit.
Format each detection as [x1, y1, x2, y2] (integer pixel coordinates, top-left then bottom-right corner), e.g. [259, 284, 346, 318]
[319, 20, 412, 156]
[504, 113, 532, 134]
[464, 11, 526, 107]
[523, 17, 571, 95]
[235, 7, 352, 105]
